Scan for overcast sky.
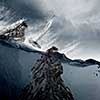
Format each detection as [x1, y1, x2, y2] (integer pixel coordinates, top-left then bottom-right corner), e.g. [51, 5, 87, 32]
[0, 0, 100, 61]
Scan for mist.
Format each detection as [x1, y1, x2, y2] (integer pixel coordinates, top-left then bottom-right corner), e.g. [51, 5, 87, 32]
[0, 0, 100, 61]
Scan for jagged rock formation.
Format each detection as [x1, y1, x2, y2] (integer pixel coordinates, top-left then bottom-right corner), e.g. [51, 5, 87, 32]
[19, 47, 74, 100]
[0, 19, 27, 42]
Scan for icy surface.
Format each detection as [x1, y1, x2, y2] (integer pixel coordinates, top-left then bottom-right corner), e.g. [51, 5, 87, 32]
[0, 42, 100, 100]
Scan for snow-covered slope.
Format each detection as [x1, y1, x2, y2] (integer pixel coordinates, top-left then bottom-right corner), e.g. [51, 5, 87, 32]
[0, 42, 41, 100]
[0, 41, 100, 100]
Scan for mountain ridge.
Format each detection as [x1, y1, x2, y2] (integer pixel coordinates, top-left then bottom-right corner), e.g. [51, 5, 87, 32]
[0, 39, 100, 68]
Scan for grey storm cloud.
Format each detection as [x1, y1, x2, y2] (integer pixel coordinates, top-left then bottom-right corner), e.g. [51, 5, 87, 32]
[0, 0, 46, 21]
[0, 0, 100, 60]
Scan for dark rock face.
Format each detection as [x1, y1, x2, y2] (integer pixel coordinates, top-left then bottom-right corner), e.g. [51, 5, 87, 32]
[19, 52, 74, 100]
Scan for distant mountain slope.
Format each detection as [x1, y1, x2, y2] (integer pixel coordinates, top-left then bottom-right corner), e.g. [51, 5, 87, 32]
[49, 51, 100, 68]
